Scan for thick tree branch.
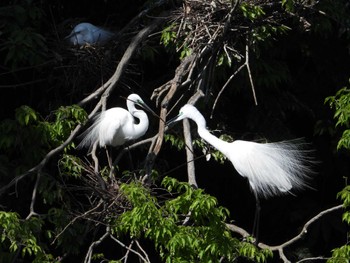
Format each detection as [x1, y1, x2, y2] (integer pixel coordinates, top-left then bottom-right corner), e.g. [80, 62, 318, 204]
[183, 119, 197, 187]
[144, 54, 197, 182]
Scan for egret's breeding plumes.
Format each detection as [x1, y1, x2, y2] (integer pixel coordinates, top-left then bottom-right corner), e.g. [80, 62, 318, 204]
[65, 22, 115, 46]
[167, 104, 313, 199]
[78, 94, 153, 150]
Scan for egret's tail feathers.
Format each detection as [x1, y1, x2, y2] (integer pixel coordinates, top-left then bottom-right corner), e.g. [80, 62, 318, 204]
[231, 139, 315, 199]
[76, 113, 102, 152]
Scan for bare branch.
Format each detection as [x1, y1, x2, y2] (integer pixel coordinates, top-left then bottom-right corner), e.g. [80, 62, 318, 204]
[135, 239, 151, 263]
[110, 235, 150, 263]
[25, 172, 42, 220]
[52, 200, 104, 245]
[84, 227, 110, 263]
[144, 54, 197, 182]
[245, 41, 258, 106]
[227, 204, 344, 262]
[210, 63, 245, 118]
[183, 119, 197, 187]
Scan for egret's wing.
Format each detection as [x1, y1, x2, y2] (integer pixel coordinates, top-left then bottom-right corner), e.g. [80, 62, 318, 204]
[99, 115, 123, 147]
[229, 140, 313, 198]
[98, 108, 131, 147]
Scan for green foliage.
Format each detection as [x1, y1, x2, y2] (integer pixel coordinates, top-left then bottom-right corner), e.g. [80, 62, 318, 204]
[50, 105, 88, 148]
[160, 22, 192, 59]
[281, 0, 295, 12]
[0, 0, 48, 68]
[240, 2, 290, 45]
[165, 133, 185, 151]
[114, 177, 272, 262]
[325, 84, 350, 150]
[15, 105, 38, 126]
[0, 106, 49, 173]
[326, 80, 350, 263]
[240, 2, 266, 22]
[0, 105, 87, 175]
[252, 24, 290, 44]
[193, 138, 227, 164]
[328, 245, 350, 263]
[337, 186, 350, 224]
[58, 154, 83, 179]
[0, 211, 47, 260]
[160, 24, 177, 47]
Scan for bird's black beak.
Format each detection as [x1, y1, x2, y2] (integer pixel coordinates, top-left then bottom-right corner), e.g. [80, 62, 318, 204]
[166, 114, 181, 128]
[138, 101, 157, 116]
[137, 100, 166, 123]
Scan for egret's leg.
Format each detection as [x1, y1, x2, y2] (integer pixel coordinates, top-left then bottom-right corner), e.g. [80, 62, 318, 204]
[92, 142, 106, 190]
[126, 146, 135, 171]
[252, 191, 261, 244]
[105, 146, 113, 169]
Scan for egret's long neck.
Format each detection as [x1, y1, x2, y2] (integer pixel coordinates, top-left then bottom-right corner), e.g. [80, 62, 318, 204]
[197, 127, 230, 155]
[187, 110, 229, 155]
[132, 110, 149, 138]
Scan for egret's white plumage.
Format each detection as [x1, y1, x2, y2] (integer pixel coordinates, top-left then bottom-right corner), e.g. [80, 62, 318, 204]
[168, 104, 312, 198]
[66, 22, 114, 46]
[78, 94, 151, 149]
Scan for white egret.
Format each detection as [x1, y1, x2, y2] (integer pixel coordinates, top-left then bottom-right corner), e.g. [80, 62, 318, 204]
[167, 104, 312, 198]
[78, 94, 153, 149]
[167, 104, 313, 240]
[65, 22, 115, 46]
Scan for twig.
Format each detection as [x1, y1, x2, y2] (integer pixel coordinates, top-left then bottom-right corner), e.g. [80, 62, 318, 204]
[259, 205, 343, 251]
[226, 204, 343, 263]
[210, 63, 245, 118]
[25, 171, 42, 220]
[135, 239, 151, 263]
[84, 227, 110, 263]
[110, 235, 150, 262]
[210, 41, 258, 118]
[296, 256, 330, 262]
[245, 41, 258, 106]
[52, 200, 104, 245]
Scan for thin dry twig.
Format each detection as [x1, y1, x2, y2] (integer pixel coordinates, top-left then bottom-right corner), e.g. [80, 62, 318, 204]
[84, 227, 110, 263]
[51, 200, 104, 245]
[109, 235, 150, 263]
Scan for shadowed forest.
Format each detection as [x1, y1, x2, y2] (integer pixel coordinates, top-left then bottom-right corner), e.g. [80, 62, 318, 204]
[1, 0, 350, 262]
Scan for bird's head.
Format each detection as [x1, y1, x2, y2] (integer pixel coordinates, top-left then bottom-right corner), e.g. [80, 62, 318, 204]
[126, 94, 157, 117]
[65, 23, 98, 45]
[167, 104, 203, 127]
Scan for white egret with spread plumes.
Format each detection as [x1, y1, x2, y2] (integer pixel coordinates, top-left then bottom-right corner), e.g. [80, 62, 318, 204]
[78, 94, 153, 149]
[65, 22, 115, 46]
[167, 104, 313, 240]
